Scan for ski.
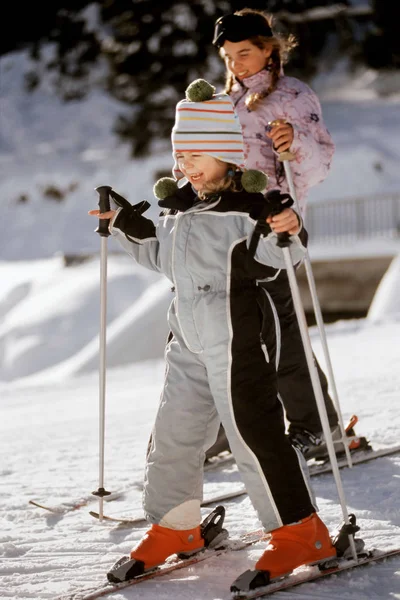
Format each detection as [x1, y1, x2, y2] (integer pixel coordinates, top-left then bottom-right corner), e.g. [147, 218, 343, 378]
[230, 547, 400, 599]
[61, 526, 265, 599]
[29, 498, 91, 514]
[204, 440, 373, 472]
[206, 443, 400, 476]
[29, 484, 138, 515]
[88, 510, 143, 525]
[89, 487, 248, 525]
[308, 442, 400, 476]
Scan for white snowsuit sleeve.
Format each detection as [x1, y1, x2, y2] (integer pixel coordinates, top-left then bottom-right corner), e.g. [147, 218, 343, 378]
[110, 207, 161, 273]
[247, 226, 307, 269]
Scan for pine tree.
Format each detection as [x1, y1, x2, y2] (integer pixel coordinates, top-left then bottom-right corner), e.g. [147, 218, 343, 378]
[363, 0, 400, 69]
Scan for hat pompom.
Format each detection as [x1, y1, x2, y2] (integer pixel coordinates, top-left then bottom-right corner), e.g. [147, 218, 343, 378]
[241, 169, 268, 193]
[186, 79, 215, 102]
[153, 177, 178, 200]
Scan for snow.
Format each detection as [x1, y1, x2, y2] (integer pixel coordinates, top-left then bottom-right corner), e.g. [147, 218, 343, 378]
[0, 255, 171, 382]
[1, 308, 400, 599]
[367, 254, 400, 323]
[0, 48, 400, 599]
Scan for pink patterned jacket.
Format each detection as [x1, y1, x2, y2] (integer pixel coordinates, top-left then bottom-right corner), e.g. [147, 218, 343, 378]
[229, 69, 335, 215]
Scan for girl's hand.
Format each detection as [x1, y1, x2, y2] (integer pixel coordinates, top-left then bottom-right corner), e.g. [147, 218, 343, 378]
[88, 209, 117, 219]
[267, 208, 300, 235]
[266, 121, 294, 153]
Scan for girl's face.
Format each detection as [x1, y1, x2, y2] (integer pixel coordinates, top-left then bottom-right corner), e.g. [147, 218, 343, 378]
[221, 39, 272, 80]
[175, 153, 229, 191]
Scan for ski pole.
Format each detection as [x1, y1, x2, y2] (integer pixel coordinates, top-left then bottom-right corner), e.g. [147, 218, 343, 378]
[92, 185, 112, 521]
[274, 230, 358, 561]
[269, 119, 353, 469]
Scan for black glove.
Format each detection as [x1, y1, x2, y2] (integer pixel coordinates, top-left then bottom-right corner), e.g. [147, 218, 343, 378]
[109, 189, 150, 215]
[265, 189, 294, 216]
[109, 190, 155, 239]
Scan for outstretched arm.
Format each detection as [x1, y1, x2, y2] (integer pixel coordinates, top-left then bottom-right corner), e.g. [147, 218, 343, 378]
[88, 194, 161, 273]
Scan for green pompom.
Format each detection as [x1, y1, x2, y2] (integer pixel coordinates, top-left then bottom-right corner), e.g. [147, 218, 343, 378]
[153, 177, 178, 200]
[186, 79, 215, 102]
[241, 169, 268, 193]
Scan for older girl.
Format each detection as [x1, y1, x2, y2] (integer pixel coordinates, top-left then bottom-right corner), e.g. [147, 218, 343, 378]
[209, 8, 344, 461]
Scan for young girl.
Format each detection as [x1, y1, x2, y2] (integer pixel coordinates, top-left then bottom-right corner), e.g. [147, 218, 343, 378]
[209, 8, 349, 462]
[89, 78, 336, 591]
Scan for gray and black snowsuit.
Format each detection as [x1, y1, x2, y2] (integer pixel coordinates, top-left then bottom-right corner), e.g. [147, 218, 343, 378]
[110, 182, 316, 532]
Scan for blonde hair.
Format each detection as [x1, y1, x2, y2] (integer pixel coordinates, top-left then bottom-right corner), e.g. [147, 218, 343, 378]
[198, 161, 241, 199]
[221, 9, 297, 111]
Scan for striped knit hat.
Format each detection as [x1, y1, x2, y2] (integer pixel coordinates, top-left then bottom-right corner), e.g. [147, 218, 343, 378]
[172, 79, 245, 182]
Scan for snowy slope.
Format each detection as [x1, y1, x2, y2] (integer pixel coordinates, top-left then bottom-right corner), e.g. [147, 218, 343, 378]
[0, 315, 399, 599]
[0, 255, 170, 382]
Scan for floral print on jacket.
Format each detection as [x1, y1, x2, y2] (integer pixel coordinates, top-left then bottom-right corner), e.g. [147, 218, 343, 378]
[229, 69, 335, 215]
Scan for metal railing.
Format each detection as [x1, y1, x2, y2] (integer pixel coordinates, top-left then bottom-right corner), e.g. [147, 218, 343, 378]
[305, 192, 400, 244]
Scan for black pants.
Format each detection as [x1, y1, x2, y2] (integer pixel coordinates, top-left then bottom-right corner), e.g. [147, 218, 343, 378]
[259, 269, 338, 434]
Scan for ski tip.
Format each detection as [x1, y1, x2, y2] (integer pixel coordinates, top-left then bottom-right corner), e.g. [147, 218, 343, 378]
[29, 500, 66, 514]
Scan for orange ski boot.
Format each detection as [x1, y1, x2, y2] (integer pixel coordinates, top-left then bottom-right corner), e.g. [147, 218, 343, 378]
[108, 505, 228, 583]
[131, 523, 204, 565]
[231, 513, 337, 593]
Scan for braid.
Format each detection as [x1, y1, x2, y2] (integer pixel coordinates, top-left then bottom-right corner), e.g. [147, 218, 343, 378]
[224, 72, 235, 95]
[269, 48, 281, 92]
[245, 48, 281, 110]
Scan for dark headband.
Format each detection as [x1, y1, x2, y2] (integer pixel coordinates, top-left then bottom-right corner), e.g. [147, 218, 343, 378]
[212, 13, 273, 49]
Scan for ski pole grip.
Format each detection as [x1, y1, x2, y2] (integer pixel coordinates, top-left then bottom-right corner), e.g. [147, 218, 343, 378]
[267, 119, 296, 162]
[267, 191, 293, 248]
[278, 150, 296, 162]
[95, 185, 112, 237]
[276, 232, 292, 248]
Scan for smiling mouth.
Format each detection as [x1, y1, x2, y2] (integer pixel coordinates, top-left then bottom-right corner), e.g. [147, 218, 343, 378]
[237, 71, 248, 77]
[188, 173, 202, 181]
